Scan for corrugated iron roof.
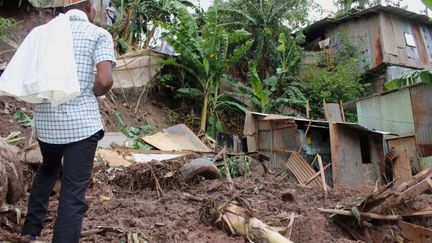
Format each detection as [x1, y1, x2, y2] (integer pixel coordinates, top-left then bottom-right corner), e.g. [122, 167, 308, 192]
[304, 5, 432, 39]
[249, 111, 396, 135]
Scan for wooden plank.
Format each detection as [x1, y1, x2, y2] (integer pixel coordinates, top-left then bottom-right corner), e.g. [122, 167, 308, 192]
[393, 149, 412, 186]
[398, 221, 432, 243]
[388, 136, 420, 173]
[317, 154, 329, 198]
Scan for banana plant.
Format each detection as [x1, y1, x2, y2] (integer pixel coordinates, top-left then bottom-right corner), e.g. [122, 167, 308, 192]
[227, 33, 306, 113]
[161, 2, 252, 133]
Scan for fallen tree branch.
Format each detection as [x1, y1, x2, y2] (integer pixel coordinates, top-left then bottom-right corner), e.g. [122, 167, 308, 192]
[318, 208, 402, 221]
[182, 192, 204, 202]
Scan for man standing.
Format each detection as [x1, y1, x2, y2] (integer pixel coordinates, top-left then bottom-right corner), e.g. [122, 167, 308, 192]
[20, 0, 116, 242]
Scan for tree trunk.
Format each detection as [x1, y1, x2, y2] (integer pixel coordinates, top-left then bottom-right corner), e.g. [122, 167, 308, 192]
[200, 92, 209, 132]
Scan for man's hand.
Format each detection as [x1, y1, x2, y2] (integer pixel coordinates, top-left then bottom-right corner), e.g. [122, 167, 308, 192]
[94, 61, 113, 97]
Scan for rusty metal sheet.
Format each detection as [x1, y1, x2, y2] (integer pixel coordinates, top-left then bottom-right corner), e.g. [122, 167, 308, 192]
[421, 25, 432, 64]
[283, 151, 322, 188]
[380, 13, 398, 56]
[411, 23, 430, 66]
[368, 14, 384, 67]
[330, 124, 381, 188]
[142, 124, 211, 152]
[410, 84, 432, 158]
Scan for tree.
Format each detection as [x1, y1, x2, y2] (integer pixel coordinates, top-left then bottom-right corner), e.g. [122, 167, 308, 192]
[161, 3, 252, 133]
[216, 0, 311, 81]
[111, 0, 197, 51]
[228, 33, 306, 113]
[300, 33, 368, 118]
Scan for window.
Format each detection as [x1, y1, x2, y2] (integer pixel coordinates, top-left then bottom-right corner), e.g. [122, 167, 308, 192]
[359, 134, 371, 164]
[404, 33, 416, 47]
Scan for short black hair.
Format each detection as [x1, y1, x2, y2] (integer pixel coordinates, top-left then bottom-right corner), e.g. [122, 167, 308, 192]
[64, 0, 90, 12]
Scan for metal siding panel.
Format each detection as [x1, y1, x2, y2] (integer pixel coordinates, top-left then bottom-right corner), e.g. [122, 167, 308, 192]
[380, 88, 415, 136]
[357, 97, 384, 131]
[410, 85, 432, 158]
[357, 89, 415, 136]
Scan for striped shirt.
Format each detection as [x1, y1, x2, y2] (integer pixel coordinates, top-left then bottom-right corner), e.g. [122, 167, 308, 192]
[35, 10, 116, 144]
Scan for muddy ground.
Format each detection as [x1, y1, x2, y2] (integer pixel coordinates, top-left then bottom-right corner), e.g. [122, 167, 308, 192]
[1, 157, 371, 243]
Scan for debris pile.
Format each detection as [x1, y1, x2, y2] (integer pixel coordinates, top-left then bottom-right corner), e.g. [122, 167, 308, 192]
[319, 166, 432, 242]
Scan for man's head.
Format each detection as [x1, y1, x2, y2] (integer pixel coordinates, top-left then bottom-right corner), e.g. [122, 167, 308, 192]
[108, 1, 112, 7]
[64, 0, 96, 23]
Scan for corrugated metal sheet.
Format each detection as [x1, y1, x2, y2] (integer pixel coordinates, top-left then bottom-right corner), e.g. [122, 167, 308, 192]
[410, 85, 432, 158]
[357, 88, 415, 136]
[386, 66, 418, 81]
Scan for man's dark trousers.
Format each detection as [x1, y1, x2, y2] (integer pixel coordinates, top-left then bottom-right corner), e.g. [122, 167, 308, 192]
[21, 130, 104, 243]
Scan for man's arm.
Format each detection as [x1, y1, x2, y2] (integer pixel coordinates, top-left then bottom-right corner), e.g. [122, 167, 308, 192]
[94, 61, 113, 96]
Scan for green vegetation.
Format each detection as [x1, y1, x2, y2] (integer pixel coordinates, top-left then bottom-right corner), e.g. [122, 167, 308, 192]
[114, 111, 155, 149]
[160, 3, 252, 134]
[108, 0, 378, 138]
[0, 17, 15, 39]
[219, 155, 252, 179]
[300, 33, 368, 118]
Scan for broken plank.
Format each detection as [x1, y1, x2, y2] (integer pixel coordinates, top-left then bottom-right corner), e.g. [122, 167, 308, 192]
[317, 154, 329, 198]
[318, 208, 402, 221]
[370, 174, 432, 214]
[398, 221, 432, 243]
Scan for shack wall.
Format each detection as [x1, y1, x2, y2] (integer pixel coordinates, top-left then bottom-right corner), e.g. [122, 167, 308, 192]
[330, 123, 382, 188]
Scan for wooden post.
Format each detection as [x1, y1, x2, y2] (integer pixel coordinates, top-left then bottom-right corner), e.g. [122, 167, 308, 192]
[306, 99, 310, 119]
[339, 100, 345, 122]
[317, 154, 328, 199]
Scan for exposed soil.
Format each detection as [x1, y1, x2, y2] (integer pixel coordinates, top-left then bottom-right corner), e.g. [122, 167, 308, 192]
[0, 153, 377, 243]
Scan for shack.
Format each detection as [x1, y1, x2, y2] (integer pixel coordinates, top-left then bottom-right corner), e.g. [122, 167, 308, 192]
[303, 5, 432, 93]
[355, 82, 432, 171]
[244, 112, 393, 188]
